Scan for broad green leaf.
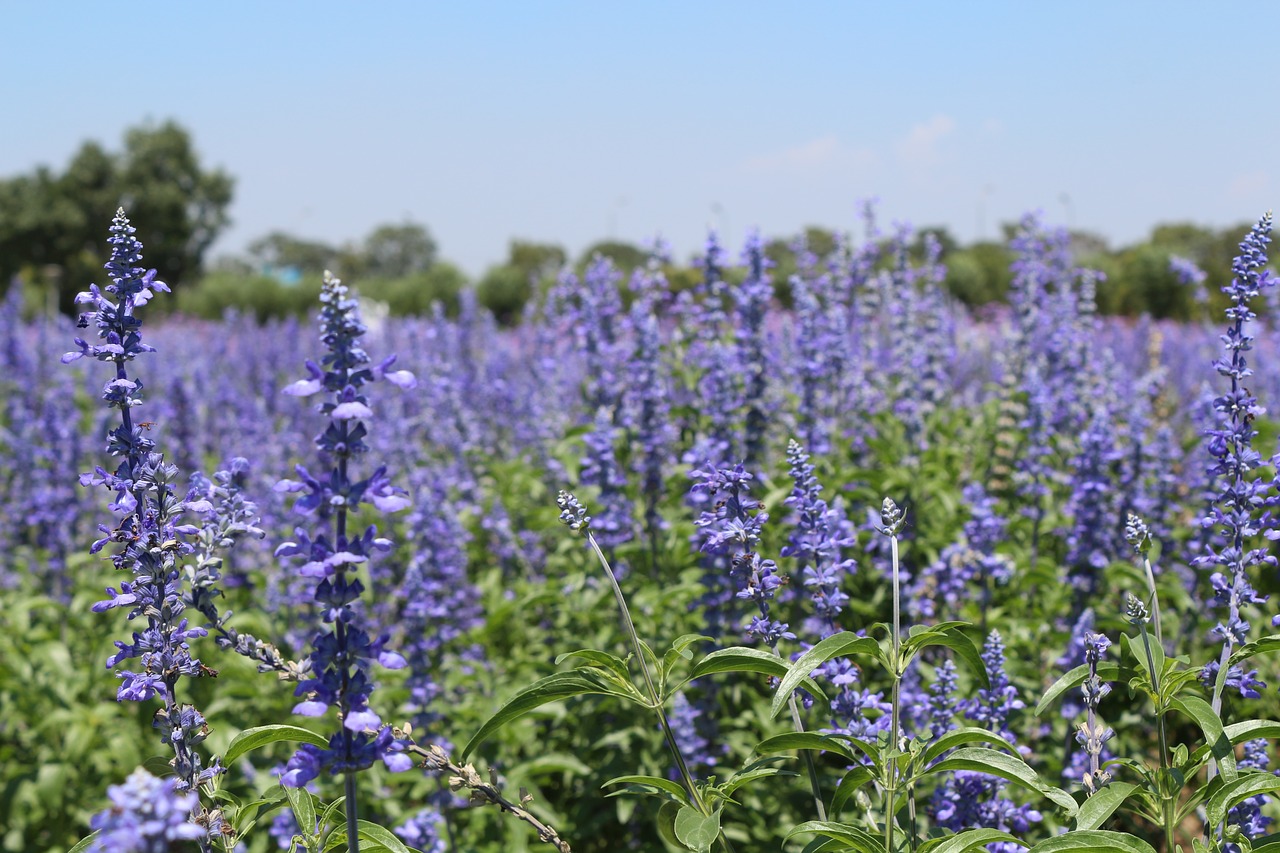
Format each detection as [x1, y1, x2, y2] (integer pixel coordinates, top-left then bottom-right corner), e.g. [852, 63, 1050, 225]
[785, 820, 881, 853]
[901, 625, 989, 690]
[1171, 696, 1236, 782]
[919, 727, 1019, 767]
[461, 669, 624, 760]
[830, 734, 884, 767]
[357, 820, 414, 853]
[688, 646, 826, 701]
[554, 649, 633, 683]
[1073, 782, 1139, 831]
[720, 758, 798, 797]
[283, 786, 317, 842]
[603, 774, 692, 802]
[769, 633, 880, 718]
[673, 805, 721, 853]
[929, 747, 1077, 817]
[920, 828, 1026, 853]
[1206, 772, 1280, 826]
[1188, 720, 1280, 770]
[657, 801, 687, 851]
[320, 795, 347, 825]
[223, 725, 330, 766]
[1025, 830, 1156, 853]
[754, 732, 857, 764]
[1035, 662, 1122, 716]
[829, 766, 875, 818]
[1228, 635, 1280, 668]
[68, 833, 99, 853]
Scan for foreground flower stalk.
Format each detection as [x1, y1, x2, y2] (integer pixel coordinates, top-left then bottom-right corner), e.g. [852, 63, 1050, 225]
[275, 272, 417, 848]
[1196, 213, 1276, 729]
[66, 210, 221, 846]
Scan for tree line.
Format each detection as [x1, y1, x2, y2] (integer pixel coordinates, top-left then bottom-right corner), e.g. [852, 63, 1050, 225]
[0, 120, 1256, 323]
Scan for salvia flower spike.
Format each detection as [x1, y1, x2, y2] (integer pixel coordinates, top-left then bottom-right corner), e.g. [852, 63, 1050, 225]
[274, 272, 415, 851]
[71, 210, 221, 845]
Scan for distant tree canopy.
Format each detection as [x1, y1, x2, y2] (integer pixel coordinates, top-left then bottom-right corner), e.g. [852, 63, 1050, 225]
[0, 120, 233, 312]
[1, 121, 1260, 324]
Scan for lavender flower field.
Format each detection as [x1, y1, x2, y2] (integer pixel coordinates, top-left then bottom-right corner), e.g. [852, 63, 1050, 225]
[7, 206, 1280, 853]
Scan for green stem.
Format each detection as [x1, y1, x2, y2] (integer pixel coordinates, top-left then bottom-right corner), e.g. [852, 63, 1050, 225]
[583, 533, 709, 816]
[885, 532, 902, 853]
[1141, 555, 1164, 651]
[775, 647, 827, 821]
[1138, 624, 1174, 849]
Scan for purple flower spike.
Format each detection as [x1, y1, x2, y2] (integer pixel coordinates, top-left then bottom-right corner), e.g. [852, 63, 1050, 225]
[276, 271, 413, 800]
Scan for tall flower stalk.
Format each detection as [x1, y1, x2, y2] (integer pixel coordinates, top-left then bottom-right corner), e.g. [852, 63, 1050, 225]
[878, 497, 905, 853]
[67, 209, 221, 844]
[274, 272, 417, 847]
[1194, 213, 1276, 719]
[555, 491, 729, 844]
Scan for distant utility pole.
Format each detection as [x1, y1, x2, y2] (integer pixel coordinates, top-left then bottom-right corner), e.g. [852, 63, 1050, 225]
[711, 202, 730, 248]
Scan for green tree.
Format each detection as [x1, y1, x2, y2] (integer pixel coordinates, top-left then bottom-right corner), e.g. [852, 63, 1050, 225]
[0, 120, 233, 312]
[245, 232, 340, 277]
[357, 222, 438, 279]
[578, 239, 646, 272]
[476, 264, 532, 326]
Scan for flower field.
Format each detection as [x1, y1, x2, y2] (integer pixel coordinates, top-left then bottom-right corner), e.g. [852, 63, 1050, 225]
[4, 206, 1280, 853]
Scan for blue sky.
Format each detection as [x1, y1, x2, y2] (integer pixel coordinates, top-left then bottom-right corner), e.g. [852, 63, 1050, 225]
[4, 2, 1277, 275]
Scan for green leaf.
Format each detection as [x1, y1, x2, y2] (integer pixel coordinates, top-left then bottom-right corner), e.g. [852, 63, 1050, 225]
[223, 724, 330, 766]
[603, 775, 692, 802]
[1228, 634, 1280, 668]
[68, 833, 100, 853]
[929, 748, 1077, 817]
[720, 758, 798, 797]
[688, 646, 826, 701]
[460, 669, 624, 760]
[665, 634, 713, 668]
[284, 786, 317, 841]
[357, 820, 413, 853]
[769, 633, 880, 718]
[919, 727, 1019, 768]
[754, 732, 857, 764]
[1171, 695, 1236, 782]
[553, 649, 633, 683]
[1035, 662, 1122, 716]
[901, 624, 989, 690]
[320, 796, 348, 834]
[657, 801, 688, 850]
[829, 766, 875, 818]
[1206, 772, 1280, 826]
[1073, 783, 1139, 831]
[1187, 720, 1280, 774]
[920, 828, 1026, 853]
[1025, 830, 1156, 853]
[784, 820, 881, 853]
[673, 805, 721, 853]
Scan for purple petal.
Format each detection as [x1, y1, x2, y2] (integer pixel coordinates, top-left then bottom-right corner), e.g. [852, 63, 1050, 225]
[292, 700, 328, 717]
[345, 708, 381, 731]
[283, 378, 324, 397]
[384, 369, 417, 389]
[331, 401, 373, 421]
[378, 650, 407, 670]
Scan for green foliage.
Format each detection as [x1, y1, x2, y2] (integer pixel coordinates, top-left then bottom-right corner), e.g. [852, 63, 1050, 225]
[0, 120, 233, 311]
[477, 264, 534, 325]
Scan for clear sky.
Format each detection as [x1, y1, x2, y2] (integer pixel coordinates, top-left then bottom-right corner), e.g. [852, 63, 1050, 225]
[4, 2, 1277, 275]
